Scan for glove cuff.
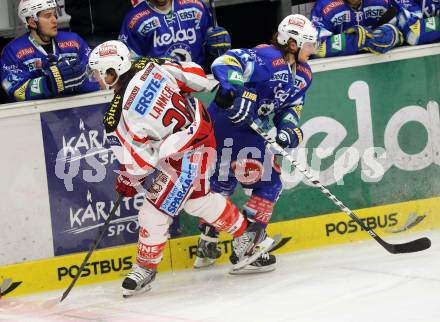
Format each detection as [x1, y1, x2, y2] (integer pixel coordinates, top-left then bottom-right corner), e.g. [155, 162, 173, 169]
[214, 87, 234, 109]
[49, 65, 64, 93]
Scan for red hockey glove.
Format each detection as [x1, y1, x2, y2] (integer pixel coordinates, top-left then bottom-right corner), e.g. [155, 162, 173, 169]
[115, 166, 147, 198]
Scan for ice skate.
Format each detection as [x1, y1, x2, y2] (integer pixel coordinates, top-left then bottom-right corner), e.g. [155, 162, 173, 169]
[122, 264, 156, 298]
[229, 252, 276, 275]
[193, 224, 221, 268]
[229, 222, 277, 271]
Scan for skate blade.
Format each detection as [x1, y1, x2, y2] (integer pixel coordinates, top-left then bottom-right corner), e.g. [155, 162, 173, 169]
[193, 256, 216, 269]
[122, 284, 152, 298]
[229, 263, 276, 275]
[231, 234, 281, 271]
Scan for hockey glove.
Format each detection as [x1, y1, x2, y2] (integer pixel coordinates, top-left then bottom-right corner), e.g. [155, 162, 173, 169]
[206, 26, 231, 56]
[115, 166, 147, 198]
[47, 58, 87, 95]
[276, 123, 303, 149]
[345, 25, 372, 51]
[366, 24, 404, 54]
[226, 87, 257, 125]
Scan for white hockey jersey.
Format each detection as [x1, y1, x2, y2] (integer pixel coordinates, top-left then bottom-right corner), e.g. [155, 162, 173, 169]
[103, 58, 215, 176]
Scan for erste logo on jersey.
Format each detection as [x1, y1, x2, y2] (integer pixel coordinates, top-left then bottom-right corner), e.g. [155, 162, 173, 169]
[364, 6, 386, 19]
[177, 8, 202, 22]
[331, 11, 351, 25]
[133, 70, 166, 116]
[271, 71, 289, 83]
[294, 75, 306, 90]
[154, 27, 197, 47]
[138, 16, 161, 35]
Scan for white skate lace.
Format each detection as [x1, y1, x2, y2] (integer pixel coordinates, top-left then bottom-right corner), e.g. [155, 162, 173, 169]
[260, 252, 270, 260]
[233, 232, 254, 258]
[127, 264, 155, 284]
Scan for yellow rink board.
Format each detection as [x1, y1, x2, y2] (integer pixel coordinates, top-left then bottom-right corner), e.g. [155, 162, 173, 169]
[1, 196, 439, 298]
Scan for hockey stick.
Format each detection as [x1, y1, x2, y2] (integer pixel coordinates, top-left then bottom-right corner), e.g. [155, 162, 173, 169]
[250, 121, 431, 254]
[208, 0, 218, 27]
[60, 193, 124, 302]
[371, 6, 398, 29]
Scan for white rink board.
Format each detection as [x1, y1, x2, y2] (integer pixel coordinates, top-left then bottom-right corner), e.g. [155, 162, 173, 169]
[1, 229, 439, 322]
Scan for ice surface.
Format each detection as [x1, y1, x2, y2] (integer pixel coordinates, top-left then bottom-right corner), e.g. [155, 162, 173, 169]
[1, 230, 439, 322]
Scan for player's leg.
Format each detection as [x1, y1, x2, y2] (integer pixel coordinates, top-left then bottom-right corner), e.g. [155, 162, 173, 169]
[122, 199, 172, 297]
[228, 147, 283, 273]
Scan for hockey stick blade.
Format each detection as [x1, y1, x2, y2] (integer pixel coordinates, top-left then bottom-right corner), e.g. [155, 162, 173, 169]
[382, 237, 431, 254]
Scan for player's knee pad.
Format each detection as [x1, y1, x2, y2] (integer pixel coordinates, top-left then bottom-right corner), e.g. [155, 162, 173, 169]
[138, 200, 173, 245]
[185, 192, 246, 236]
[243, 195, 275, 226]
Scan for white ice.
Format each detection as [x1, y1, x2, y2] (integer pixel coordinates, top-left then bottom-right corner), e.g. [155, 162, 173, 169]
[1, 229, 439, 322]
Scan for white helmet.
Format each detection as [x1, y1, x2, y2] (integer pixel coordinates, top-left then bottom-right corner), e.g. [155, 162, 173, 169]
[277, 14, 318, 48]
[88, 40, 132, 89]
[18, 0, 58, 25]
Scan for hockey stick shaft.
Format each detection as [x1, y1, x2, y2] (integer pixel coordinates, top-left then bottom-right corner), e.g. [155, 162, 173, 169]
[208, 0, 218, 27]
[60, 193, 124, 302]
[250, 121, 431, 254]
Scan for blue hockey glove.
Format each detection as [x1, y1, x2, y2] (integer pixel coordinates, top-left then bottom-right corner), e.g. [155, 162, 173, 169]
[345, 25, 372, 51]
[366, 23, 404, 54]
[276, 123, 303, 149]
[226, 87, 257, 125]
[47, 59, 87, 95]
[206, 26, 231, 56]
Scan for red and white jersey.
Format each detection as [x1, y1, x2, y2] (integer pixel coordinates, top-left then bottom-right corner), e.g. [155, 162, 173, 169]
[103, 58, 215, 176]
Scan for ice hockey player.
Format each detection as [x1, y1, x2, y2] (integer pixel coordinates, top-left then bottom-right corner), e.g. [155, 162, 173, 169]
[88, 40, 274, 297]
[393, 0, 440, 45]
[193, 14, 317, 274]
[118, 0, 231, 70]
[1, 0, 99, 102]
[310, 0, 404, 57]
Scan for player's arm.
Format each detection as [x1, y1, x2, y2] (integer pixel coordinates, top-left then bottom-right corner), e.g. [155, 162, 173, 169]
[118, 12, 145, 60]
[311, 7, 371, 57]
[162, 60, 215, 93]
[76, 35, 101, 93]
[394, 0, 440, 45]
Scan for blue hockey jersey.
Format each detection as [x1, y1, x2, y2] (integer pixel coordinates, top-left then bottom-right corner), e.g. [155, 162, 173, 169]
[208, 45, 312, 202]
[119, 0, 213, 66]
[1, 31, 99, 102]
[394, 0, 440, 44]
[311, 0, 397, 57]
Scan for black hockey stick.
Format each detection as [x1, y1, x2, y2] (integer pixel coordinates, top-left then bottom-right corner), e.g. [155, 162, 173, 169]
[250, 121, 431, 254]
[371, 6, 398, 29]
[208, 0, 218, 27]
[60, 193, 124, 302]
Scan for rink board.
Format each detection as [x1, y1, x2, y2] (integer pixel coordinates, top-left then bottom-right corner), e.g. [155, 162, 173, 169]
[1, 196, 439, 298]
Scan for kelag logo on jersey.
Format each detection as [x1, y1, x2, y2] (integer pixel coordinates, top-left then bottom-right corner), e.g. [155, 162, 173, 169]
[154, 27, 197, 47]
[177, 8, 202, 22]
[138, 16, 161, 36]
[364, 6, 386, 19]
